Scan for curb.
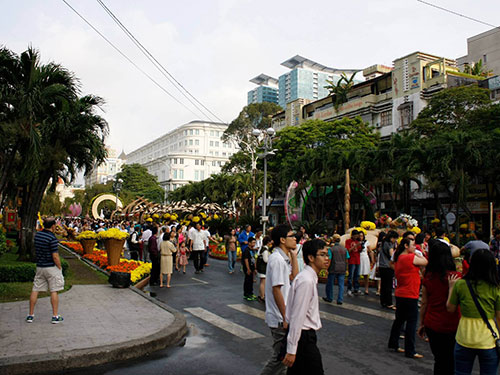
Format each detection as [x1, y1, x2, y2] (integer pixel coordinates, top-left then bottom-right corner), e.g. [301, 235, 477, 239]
[0, 246, 188, 375]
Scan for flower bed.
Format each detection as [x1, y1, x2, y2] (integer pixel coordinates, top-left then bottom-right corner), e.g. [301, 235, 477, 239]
[61, 241, 151, 284]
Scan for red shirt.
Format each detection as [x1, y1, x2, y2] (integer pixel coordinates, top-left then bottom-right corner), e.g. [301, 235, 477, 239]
[422, 271, 461, 333]
[394, 253, 421, 299]
[345, 239, 360, 265]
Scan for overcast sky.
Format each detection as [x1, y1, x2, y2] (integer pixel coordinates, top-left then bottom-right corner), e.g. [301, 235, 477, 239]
[3, 0, 499, 155]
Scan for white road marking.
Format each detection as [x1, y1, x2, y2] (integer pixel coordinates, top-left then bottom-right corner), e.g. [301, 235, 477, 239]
[191, 277, 209, 284]
[319, 298, 395, 320]
[184, 307, 264, 339]
[228, 304, 363, 327]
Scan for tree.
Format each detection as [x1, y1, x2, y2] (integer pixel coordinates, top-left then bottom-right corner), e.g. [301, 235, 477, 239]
[39, 191, 63, 216]
[0, 46, 108, 259]
[325, 72, 357, 112]
[462, 59, 493, 78]
[116, 164, 164, 203]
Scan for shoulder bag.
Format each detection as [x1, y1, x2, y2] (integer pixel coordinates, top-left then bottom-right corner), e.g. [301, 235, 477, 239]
[465, 280, 500, 356]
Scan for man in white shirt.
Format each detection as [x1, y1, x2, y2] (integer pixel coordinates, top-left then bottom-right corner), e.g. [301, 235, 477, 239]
[190, 223, 207, 274]
[283, 239, 329, 374]
[260, 224, 298, 375]
[141, 225, 152, 262]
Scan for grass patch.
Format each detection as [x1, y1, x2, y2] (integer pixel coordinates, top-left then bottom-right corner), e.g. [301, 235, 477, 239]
[0, 247, 108, 302]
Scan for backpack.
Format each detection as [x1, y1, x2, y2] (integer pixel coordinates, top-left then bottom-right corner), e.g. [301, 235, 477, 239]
[256, 247, 268, 274]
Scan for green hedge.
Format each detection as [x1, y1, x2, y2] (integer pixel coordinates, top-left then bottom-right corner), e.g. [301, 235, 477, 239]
[0, 258, 68, 282]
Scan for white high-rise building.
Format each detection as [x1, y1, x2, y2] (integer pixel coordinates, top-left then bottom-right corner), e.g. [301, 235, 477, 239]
[126, 120, 238, 197]
[84, 147, 127, 187]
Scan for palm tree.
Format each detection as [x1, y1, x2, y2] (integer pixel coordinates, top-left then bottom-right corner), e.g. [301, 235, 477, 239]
[0, 46, 108, 259]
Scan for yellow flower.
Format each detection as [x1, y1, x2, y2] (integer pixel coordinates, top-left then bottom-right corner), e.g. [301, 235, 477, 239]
[97, 228, 129, 240]
[192, 216, 200, 223]
[431, 218, 440, 224]
[360, 221, 376, 230]
[460, 223, 468, 230]
[200, 212, 207, 219]
[170, 213, 178, 221]
[443, 236, 450, 243]
[153, 214, 159, 219]
[213, 214, 219, 220]
[163, 213, 171, 219]
[356, 227, 367, 235]
[146, 218, 153, 222]
[411, 227, 421, 234]
[76, 230, 97, 240]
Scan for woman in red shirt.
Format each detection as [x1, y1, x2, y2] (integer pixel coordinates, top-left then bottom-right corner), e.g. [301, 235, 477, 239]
[388, 237, 428, 358]
[417, 240, 460, 375]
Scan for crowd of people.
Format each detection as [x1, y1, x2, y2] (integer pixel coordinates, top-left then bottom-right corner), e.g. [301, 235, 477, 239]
[45, 216, 500, 374]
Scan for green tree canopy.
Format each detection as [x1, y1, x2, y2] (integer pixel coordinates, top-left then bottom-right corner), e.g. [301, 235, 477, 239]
[116, 164, 164, 203]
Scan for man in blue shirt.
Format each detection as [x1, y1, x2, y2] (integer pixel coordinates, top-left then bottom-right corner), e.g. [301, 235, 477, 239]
[27, 217, 65, 324]
[238, 225, 255, 255]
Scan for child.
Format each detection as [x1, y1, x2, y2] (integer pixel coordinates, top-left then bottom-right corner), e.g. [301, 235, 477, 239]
[178, 241, 188, 274]
[243, 237, 257, 301]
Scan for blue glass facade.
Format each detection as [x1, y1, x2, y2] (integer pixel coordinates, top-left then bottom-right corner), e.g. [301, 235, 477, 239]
[247, 86, 279, 105]
[278, 68, 340, 109]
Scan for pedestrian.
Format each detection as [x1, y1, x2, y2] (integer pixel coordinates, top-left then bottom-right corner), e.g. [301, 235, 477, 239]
[346, 229, 361, 296]
[417, 240, 461, 375]
[370, 231, 384, 296]
[26, 217, 65, 324]
[359, 231, 372, 295]
[160, 230, 177, 288]
[447, 249, 500, 375]
[256, 236, 273, 302]
[260, 224, 299, 375]
[282, 239, 329, 374]
[178, 240, 188, 274]
[225, 228, 238, 274]
[149, 226, 160, 286]
[323, 234, 347, 305]
[238, 224, 254, 256]
[128, 224, 141, 261]
[379, 230, 398, 310]
[243, 237, 257, 301]
[388, 237, 428, 358]
[202, 226, 212, 268]
[141, 224, 152, 262]
[490, 229, 500, 273]
[190, 223, 207, 274]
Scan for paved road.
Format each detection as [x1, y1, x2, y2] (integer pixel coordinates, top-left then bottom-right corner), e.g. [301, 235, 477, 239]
[71, 258, 451, 375]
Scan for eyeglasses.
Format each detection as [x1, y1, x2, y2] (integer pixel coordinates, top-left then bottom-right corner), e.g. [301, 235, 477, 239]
[286, 232, 297, 238]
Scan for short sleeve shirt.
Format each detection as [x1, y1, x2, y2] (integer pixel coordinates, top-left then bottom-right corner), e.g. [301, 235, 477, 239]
[34, 230, 59, 267]
[265, 248, 292, 327]
[394, 254, 421, 299]
[242, 248, 254, 272]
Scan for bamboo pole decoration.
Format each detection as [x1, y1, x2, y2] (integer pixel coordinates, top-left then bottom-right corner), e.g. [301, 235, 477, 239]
[344, 169, 351, 233]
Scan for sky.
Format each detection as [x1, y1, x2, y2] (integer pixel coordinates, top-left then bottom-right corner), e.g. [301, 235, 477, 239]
[2, 0, 500, 156]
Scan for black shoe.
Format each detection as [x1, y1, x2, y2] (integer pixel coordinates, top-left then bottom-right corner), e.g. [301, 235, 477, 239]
[195, 270, 200, 274]
[322, 297, 333, 303]
[337, 301, 343, 305]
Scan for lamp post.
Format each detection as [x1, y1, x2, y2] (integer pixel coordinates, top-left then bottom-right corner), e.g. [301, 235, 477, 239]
[252, 127, 276, 236]
[113, 178, 123, 211]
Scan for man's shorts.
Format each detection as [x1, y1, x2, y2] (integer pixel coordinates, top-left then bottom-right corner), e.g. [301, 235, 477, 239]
[32, 266, 65, 292]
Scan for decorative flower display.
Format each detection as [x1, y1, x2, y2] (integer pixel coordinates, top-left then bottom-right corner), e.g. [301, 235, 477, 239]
[76, 230, 97, 240]
[356, 227, 367, 235]
[192, 216, 200, 223]
[394, 214, 418, 228]
[152, 213, 159, 219]
[61, 241, 150, 284]
[431, 218, 441, 224]
[96, 228, 129, 240]
[410, 227, 422, 234]
[360, 221, 376, 231]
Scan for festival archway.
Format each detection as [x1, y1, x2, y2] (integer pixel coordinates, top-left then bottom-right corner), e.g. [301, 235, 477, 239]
[91, 194, 123, 219]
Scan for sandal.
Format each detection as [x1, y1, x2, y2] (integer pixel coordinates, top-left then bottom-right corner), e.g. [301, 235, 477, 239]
[387, 305, 397, 310]
[408, 353, 424, 359]
[396, 348, 405, 353]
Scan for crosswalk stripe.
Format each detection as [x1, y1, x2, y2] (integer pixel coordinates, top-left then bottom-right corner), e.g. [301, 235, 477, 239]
[319, 298, 395, 320]
[228, 304, 363, 327]
[319, 311, 364, 326]
[184, 307, 264, 339]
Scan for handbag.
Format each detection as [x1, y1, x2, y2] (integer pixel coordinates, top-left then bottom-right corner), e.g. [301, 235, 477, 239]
[465, 280, 500, 356]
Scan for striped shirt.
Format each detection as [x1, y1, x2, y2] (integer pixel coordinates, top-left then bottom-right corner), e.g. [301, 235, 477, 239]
[34, 230, 59, 267]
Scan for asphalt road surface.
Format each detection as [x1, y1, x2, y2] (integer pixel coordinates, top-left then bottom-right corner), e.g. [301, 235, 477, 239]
[69, 257, 476, 375]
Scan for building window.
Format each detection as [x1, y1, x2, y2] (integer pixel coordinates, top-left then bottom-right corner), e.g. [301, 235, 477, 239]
[210, 140, 214, 147]
[179, 158, 184, 164]
[195, 159, 200, 165]
[212, 161, 216, 166]
[380, 110, 392, 127]
[161, 170, 165, 180]
[195, 149, 199, 154]
[195, 139, 199, 145]
[195, 129, 200, 135]
[210, 130, 214, 136]
[215, 151, 219, 156]
[398, 102, 413, 129]
[179, 170, 184, 179]
[184, 140, 187, 146]
[200, 171, 205, 179]
[173, 169, 177, 179]
[222, 152, 226, 156]
[189, 139, 193, 145]
[195, 170, 199, 180]
[217, 161, 222, 166]
[200, 160, 205, 166]
[209, 151, 213, 155]
[183, 130, 187, 136]
[189, 129, 193, 135]
[215, 141, 219, 147]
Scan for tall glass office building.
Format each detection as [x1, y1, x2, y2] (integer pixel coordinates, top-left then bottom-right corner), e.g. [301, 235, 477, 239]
[278, 55, 359, 109]
[247, 74, 279, 105]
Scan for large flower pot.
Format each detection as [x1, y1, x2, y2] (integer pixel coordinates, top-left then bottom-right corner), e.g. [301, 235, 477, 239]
[108, 271, 131, 288]
[80, 239, 96, 255]
[104, 239, 125, 266]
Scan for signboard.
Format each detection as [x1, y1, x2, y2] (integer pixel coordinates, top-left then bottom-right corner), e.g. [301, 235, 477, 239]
[446, 212, 456, 225]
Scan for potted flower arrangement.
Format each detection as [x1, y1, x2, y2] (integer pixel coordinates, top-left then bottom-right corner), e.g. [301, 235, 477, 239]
[76, 231, 98, 254]
[97, 228, 129, 266]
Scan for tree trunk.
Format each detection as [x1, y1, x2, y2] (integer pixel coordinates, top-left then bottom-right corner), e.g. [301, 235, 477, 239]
[0, 146, 18, 198]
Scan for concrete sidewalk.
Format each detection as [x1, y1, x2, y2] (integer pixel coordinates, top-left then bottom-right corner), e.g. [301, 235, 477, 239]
[0, 285, 187, 375]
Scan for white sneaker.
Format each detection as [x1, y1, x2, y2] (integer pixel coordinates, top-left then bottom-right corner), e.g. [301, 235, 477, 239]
[347, 290, 353, 297]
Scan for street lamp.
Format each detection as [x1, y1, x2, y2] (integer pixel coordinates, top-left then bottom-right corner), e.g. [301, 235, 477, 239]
[253, 127, 276, 236]
[113, 178, 123, 211]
